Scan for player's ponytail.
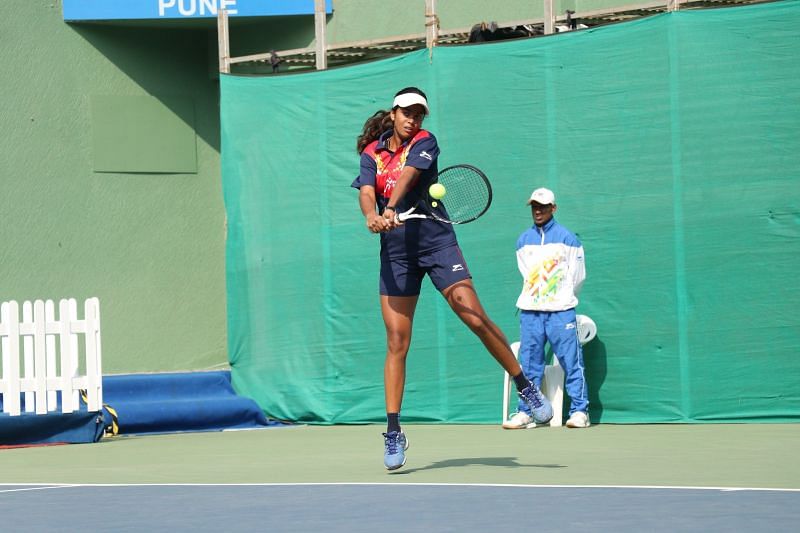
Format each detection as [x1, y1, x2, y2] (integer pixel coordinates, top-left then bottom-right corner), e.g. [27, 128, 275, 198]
[357, 110, 393, 154]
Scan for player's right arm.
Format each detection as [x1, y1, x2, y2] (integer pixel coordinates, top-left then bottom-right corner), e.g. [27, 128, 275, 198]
[359, 185, 391, 233]
[353, 150, 393, 233]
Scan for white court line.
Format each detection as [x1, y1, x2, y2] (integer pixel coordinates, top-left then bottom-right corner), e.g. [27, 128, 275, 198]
[1, 482, 798, 492]
[0, 485, 79, 494]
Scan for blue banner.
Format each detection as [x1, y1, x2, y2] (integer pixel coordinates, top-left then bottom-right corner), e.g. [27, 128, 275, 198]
[63, 0, 332, 21]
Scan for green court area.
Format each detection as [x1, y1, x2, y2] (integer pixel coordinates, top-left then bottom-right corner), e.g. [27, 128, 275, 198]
[1, 424, 797, 488]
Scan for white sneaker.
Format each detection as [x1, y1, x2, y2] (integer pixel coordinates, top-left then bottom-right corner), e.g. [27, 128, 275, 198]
[566, 411, 590, 428]
[502, 411, 536, 429]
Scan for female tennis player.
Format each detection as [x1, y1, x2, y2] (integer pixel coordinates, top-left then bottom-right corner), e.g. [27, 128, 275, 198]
[351, 87, 553, 471]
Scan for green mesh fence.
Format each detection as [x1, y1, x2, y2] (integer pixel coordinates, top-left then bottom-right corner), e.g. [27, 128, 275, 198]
[221, 1, 800, 424]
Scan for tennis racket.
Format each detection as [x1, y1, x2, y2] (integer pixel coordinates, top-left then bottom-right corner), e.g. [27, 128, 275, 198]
[396, 164, 492, 225]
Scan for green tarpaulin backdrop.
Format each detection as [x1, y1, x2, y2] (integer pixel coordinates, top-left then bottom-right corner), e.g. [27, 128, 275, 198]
[221, 1, 800, 424]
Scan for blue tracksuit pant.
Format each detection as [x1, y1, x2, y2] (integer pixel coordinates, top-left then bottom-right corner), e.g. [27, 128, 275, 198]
[517, 308, 588, 416]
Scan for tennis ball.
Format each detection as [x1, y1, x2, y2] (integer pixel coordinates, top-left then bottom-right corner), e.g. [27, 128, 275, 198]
[429, 183, 446, 200]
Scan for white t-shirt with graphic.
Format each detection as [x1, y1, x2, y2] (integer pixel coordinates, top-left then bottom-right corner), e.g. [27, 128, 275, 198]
[516, 218, 585, 311]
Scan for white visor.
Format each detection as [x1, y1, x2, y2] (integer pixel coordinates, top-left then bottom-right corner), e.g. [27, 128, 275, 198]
[392, 93, 429, 114]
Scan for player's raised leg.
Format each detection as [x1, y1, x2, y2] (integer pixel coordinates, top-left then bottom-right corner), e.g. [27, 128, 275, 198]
[442, 280, 552, 423]
[442, 280, 519, 372]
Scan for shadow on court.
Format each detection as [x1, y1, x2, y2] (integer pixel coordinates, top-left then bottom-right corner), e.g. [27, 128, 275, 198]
[396, 456, 566, 474]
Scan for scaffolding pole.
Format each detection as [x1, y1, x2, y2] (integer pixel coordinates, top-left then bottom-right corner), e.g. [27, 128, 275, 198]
[217, 9, 230, 74]
[314, 0, 328, 70]
[425, 0, 439, 49]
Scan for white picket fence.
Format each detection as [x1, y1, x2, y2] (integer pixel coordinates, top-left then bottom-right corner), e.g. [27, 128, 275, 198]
[0, 298, 103, 416]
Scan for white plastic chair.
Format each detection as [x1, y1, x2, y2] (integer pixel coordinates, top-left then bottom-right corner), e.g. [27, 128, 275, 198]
[502, 314, 597, 427]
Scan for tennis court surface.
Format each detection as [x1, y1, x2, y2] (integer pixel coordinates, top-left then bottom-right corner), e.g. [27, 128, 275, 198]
[1, 424, 798, 531]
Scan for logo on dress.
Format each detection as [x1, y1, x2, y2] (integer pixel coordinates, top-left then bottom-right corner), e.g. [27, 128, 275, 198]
[420, 150, 433, 161]
[451, 264, 464, 272]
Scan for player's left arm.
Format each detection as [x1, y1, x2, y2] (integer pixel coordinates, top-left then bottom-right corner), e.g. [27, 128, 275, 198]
[384, 165, 422, 216]
[383, 135, 439, 222]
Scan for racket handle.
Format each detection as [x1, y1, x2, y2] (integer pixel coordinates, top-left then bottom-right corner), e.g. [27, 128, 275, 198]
[396, 207, 417, 222]
[398, 214, 426, 221]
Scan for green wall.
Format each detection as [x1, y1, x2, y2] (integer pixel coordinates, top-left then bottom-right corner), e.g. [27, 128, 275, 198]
[0, 0, 747, 377]
[1, 1, 226, 373]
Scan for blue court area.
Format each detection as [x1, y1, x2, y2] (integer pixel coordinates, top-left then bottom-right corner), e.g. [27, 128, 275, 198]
[2, 483, 798, 532]
[2, 424, 799, 531]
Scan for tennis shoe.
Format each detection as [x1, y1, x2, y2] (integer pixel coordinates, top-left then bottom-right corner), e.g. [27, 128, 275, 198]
[519, 384, 553, 425]
[383, 430, 409, 470]
[502, 411, 536, 429]
[566, 411, 590, 428]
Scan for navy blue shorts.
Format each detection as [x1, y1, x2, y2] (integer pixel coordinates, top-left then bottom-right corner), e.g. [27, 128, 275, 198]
[380, 244, 472, 296]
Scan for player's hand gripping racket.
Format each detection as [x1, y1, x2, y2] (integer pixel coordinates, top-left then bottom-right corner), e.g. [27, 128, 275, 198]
[397, 164, 492, 225]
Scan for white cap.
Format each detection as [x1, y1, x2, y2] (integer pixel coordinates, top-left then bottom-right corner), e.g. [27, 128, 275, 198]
[526, 187, 555, 206]
[392, 93, 429, 115]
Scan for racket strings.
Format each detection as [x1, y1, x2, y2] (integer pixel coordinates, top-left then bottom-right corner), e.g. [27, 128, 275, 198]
[435, 166, 491, 223]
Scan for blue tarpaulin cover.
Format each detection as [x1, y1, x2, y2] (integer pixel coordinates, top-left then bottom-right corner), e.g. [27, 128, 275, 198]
[0, 371, 273, 444]
[102, 370, 273, 434]
[0, 409, 105, 445]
